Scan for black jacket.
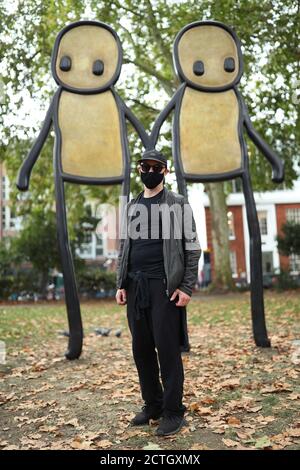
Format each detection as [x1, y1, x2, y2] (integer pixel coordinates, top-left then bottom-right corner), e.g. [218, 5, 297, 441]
[116, 186, 202, 296]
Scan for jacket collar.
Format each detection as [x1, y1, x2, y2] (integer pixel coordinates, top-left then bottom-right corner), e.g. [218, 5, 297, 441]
[131, 185, 168, 205]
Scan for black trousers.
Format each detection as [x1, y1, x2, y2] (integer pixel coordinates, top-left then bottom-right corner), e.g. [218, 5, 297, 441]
[126, 276, 186, 417]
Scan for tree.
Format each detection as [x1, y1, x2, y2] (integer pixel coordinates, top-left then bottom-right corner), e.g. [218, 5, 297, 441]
[0, 0, 299, 290]
[10, 204, 99, 298]
[277, 221, 300, 257]
[11, 209, 61, 297]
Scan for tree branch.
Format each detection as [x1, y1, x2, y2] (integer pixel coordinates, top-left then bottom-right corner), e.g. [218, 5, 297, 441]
[145, 0, 173, 69]
[129, 98, 159, 113]
[123, 57, 175, 96]
[110, 0, 145, 19]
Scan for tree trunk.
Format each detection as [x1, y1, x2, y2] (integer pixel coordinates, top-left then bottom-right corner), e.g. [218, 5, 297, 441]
[205, 182, 235, 291]
[40, 270, 49, 300]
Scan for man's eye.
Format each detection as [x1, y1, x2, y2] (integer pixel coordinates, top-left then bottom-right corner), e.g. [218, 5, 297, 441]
[193, 60, 204, 76]
[224, 57, 235, 72]
[59, 56, 72, 72]
[93, 60, 104, 76]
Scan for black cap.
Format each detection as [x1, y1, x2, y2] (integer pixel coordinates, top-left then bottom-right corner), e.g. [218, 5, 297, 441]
[137, 149, 167, 167]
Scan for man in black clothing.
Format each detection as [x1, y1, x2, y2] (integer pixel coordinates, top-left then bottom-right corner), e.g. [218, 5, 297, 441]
[116, 149, 201, 436]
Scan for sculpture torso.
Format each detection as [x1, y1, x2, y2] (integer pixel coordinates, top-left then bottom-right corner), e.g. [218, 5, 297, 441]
[58, 90, 123, 178]
[178, 87, 242, 175]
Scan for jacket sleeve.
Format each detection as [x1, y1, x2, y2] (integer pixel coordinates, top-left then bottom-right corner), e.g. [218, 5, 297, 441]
[116, 200, 130, 289]
[178, 197, 202, 297]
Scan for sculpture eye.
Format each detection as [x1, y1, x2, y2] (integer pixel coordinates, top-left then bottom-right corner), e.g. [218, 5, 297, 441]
[59, 55, 72, 72]
[224, 57, 235, 72]
[193, 60, 204, 76]
[93, 60, 104, 76]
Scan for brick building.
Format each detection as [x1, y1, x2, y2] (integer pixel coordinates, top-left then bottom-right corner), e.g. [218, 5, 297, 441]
[203, 180, 300, 283]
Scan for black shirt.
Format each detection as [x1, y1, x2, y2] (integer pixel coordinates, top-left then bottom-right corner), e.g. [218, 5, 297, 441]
[128, 188, 165, 277]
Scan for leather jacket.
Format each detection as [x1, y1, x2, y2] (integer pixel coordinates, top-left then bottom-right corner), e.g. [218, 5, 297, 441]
[116, 186, 202, 297]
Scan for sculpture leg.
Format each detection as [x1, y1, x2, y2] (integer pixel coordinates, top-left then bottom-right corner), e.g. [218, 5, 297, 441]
[241, 172, 271, 347]
[55, 175, 83, 359]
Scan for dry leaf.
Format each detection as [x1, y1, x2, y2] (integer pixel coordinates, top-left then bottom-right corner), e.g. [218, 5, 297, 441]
[227, 416, 241, 426]
[222, 438, 239, 448]
[95, 439, 113, 449]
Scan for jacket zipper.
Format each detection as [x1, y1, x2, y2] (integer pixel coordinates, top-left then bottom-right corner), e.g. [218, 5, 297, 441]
[159, 195, 169, 297]
[122, 189, 170, 297]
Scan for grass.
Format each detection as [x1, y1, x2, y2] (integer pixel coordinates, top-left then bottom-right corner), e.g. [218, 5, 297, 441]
[0, 289, 299, 450]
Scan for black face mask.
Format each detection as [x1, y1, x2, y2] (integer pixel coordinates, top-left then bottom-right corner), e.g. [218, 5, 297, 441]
[140, 171, 165, 189]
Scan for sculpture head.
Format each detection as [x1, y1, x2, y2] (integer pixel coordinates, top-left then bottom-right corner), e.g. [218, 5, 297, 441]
[173, 21, 243, 91]
[51, 20, 122, 94]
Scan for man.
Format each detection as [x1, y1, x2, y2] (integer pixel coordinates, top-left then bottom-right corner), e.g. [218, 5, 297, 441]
[115, 149, 201, 436]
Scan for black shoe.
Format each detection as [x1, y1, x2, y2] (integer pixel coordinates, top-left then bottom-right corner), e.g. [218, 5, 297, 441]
[155, 414, 187, 436]
[131, 405, 163, 426]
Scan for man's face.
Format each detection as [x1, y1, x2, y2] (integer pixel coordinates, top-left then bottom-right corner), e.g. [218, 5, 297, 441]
[138, 159, 168, 177]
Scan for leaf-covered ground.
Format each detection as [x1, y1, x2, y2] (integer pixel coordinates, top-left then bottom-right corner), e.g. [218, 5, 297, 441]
[0, 290, 300, 451]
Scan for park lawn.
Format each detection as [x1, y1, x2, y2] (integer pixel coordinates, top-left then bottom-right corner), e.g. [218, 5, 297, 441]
[0, 289, 299, 451]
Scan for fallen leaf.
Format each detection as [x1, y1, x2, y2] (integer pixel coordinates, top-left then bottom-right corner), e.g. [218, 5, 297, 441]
[222, 438, 239, 448]
[143, 442, 162, 450]
[95, 439, 113, 449]
[227, 416, 241, 426]
[255, 436, 272, 449]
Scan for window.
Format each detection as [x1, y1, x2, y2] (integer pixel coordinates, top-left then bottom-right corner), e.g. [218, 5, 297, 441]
[2, 176, 6, 200]
[262, 251, 274, 274]
[79, 232, 93, 256]
[9, 207, 16, 228]
[258, 211, 268, 235]
[231, 179, 242, 193]
[230, 251, 238, 277]
[95, 233, 103, 256]
[286, 208, 300, 224]
[227, 211, 235, 238]
[1, 206, 6, 229]
[289, 253, 300, 273]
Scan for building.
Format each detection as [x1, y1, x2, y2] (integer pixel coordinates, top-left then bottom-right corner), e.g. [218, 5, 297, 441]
[202, 178, 300, 284]
[0, 163, 18, 240]
[75, 201, 119, 271]
[0, 162, 119, 271]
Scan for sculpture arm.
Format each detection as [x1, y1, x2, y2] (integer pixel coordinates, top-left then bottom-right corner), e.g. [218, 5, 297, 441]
[122, 101, 150, 149]
[241, 94, 284, 183]
[149, 88, 179, 148]
[16, 98, 54, 191]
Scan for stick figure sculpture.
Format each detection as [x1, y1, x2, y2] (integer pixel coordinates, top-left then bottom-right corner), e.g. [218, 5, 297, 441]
[150, 20, 284, 347]
[16, 20, 149, 359]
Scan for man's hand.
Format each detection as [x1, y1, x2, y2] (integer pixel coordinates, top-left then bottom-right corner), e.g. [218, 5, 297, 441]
[116, 288, 127, 305]
[170, 288, 191, 307]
